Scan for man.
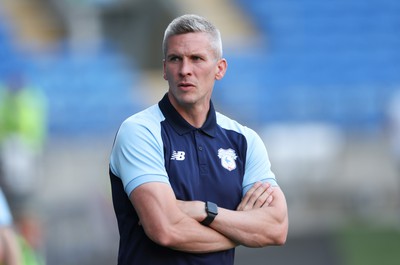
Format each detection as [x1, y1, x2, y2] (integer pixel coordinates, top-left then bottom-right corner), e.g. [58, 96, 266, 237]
[109, 14, 288, 265]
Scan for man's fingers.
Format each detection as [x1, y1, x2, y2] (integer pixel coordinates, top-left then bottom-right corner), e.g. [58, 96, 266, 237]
[253, 186, 274, 208]
[237, 181, 263, 210]
[238, 182, 274, 211]
[246, 184, 273, 210]
[265, 193, 274, 206]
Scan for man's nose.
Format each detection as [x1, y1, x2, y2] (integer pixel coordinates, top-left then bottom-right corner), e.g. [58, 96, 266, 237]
[179, 58, 192, 76]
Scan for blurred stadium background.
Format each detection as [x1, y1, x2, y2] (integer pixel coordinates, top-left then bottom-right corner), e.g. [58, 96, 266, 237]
[1, 0, 400, 264]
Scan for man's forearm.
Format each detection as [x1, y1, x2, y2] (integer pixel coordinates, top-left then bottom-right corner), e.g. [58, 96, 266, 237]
[166, 215, 238, 253]
[211, 201, 288, 247]
[177, 187, 288, 248]
[131, 182, 237, 254]
[213, 187, 288, 247]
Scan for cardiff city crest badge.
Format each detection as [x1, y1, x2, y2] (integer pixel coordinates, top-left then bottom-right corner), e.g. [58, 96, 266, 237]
[218, 148, 237, 171]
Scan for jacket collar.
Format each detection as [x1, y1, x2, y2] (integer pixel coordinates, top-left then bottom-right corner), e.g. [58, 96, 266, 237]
[158, 93, 217, 137]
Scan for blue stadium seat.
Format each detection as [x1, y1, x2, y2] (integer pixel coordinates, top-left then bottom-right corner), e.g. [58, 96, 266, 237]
[22, 41, 144, 137]
[215, 0, 400, 132]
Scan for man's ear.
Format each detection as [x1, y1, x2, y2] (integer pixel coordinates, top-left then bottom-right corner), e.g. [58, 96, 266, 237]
[163, 59, 167, 80]
[215, 58, 227, 80]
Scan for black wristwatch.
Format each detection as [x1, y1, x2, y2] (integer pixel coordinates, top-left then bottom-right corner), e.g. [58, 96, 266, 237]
[201, 201, 218, 226]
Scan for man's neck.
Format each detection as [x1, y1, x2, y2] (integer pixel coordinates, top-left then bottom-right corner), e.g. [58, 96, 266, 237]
[176, 104, 209, 128]
[167, 93, 211, 128]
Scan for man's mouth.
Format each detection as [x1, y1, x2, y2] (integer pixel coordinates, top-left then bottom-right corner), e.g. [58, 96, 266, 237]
[178, 82, 195, 88]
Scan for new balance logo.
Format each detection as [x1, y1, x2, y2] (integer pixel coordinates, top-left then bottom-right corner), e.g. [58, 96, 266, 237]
[171, 151, 186, 161]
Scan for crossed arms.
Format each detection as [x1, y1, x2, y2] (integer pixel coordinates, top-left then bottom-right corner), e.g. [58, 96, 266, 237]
[130, 180, 288, 253]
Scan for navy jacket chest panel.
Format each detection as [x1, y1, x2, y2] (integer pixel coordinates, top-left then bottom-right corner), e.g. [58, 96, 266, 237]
[161, 121, 247, 209]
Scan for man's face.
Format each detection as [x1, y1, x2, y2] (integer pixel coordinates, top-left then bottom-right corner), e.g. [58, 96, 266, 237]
[163, 32, 226, 110]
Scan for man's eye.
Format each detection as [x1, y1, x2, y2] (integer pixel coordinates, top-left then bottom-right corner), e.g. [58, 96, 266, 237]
[169, 57, 181, 62]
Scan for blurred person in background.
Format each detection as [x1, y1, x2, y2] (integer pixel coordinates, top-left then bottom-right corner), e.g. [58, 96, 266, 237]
[0, 187, 21, 265]
[0, 72, 47, 264]
[1, 187, 44, 265]
[109, 14, 288, 265]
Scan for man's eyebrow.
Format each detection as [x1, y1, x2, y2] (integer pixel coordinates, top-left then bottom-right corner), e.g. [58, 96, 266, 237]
[191, 52, 206, 57]
[166, 53, 181, 58]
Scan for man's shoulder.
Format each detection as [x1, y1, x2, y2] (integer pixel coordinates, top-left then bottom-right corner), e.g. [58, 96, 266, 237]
[122, 103, 164, 127]
[114, 104, 164, 141]
[216, 112, 253, 134]
[216, 112, 263, 146]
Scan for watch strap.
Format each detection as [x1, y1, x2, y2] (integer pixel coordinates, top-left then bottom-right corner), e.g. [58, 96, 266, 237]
[201, 201, 218, 226]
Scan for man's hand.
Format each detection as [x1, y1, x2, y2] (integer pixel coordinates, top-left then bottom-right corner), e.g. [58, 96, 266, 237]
[237, 182, 274, 211]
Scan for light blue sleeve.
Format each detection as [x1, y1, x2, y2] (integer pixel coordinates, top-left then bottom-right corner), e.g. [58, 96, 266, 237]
[110, 113, 170, 196]
[242, 128, 277, 197]
[0, 189, 13, 226]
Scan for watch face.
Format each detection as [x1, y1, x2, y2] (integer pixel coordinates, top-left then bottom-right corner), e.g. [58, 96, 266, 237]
[207, 202, 218, 215]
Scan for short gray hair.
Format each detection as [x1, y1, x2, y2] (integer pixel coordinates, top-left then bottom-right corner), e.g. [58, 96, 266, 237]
[162, 14, 223, 59]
